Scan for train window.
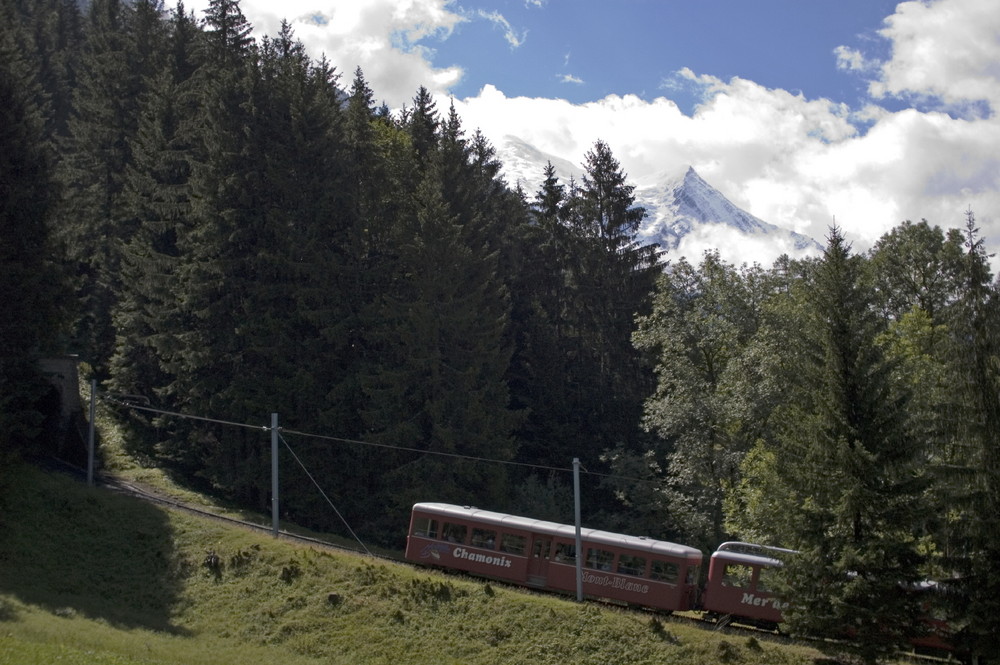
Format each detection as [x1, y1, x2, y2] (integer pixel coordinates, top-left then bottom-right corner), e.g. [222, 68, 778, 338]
[722, 564, 753, 588]
[441, 522, 468, 543]
[553, 542, 576, 564]
[650, 560, 678, 583]
[758, 567, 777, 592]
[532, 539, 551, 559]
[471, 528, 497, 549]
[500, 533, 526, 556]
[617, 554, 647, 577]
[412, 516, 438, 538]
[585, 548, 614, 571]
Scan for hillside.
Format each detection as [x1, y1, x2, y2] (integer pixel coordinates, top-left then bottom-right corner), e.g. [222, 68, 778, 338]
[0, 463, 821, 665]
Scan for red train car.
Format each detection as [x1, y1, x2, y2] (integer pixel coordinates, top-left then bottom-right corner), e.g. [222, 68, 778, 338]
[702, 542, 795, 627]
[404, 502, 704, 612]
[702, 543, 958, 655]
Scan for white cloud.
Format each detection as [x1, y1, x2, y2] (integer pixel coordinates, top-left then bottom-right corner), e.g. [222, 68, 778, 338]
[560, 74, 584, 85]
[453, 0, 1000, 264]
[674, 225, 815, 269]
[173, 0, 467, 106]
[477, 10, 527, 49]
[833, 45, 871, 73]
[456, 68, 1000, 263]
[870, 0, 1000, 114]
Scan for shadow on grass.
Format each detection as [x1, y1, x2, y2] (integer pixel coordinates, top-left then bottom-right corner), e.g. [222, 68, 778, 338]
[0, 463, 190, 635]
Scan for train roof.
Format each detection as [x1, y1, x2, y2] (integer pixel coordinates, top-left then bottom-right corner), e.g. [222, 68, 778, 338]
[412, 502, 703, 560]
[710, 541, 795, 567]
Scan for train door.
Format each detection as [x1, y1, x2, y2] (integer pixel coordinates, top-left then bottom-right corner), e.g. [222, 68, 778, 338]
[527, 537, 551, 586]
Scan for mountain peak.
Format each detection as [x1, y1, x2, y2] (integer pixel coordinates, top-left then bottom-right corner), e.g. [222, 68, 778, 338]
[493, 137, 821, 265]
[634, 165, 822, 261]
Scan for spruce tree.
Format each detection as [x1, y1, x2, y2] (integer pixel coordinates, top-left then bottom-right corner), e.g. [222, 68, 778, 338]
[1, 0, 84, 140]
[938, 210, 1000, 661]
[0, 26, 67, 454]
[58, 0, 138, 372]
[406, 85, 438, 168]
[145, 0, 264, 495]
[108, 1, 199, 442]
[507, 162, 575, 467]
[742, 228, 928, 663]
[568, 140, 660, 458]
[360, 162, 518, 536]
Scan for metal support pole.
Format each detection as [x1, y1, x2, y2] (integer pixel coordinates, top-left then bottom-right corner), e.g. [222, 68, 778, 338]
[87, 379, 96, 487]
[573, 457, 583, 602]
[271, 412, 279, 538]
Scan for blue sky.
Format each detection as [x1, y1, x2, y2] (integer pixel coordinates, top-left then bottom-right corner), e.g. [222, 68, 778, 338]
[177, 0, 1000, 265]
[430, 1, 899, 114]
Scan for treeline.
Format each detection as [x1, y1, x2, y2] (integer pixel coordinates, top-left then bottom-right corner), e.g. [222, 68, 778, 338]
[614, 220, 1000, 661]
[1, 0, 660, 537]
[3, 0, 999, 659]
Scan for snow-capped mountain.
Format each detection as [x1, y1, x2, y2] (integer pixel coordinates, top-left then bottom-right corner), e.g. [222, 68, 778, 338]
[496, 135, 823, 266]
[632, 166, 822, 256]
[497, 135, 584, 192]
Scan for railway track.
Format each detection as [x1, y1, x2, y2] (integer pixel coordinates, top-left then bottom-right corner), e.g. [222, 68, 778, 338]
[37, 455, 383, 561]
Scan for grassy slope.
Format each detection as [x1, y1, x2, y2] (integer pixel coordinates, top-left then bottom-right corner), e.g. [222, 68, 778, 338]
[0, 463, 825, 665]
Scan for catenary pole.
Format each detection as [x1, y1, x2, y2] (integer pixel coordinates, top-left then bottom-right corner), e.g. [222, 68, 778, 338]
[271, 412, 279, 538]
[574, 457, 583, 602]
[87, 379, 96, 487]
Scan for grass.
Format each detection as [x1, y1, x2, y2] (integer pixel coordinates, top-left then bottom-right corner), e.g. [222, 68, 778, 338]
[1, 390, 826, 663]
[84, 378, 399, 560]
[0, 461, 829, 665]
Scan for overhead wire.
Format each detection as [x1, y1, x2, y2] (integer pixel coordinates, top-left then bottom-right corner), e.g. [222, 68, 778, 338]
[101, 395, 271, 432]
[101, 395, 660, 484]
[278, 431, 373, 557]
[281, 427, 575, 475]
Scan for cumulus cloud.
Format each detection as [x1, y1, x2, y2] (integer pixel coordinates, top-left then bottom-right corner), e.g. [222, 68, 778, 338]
[871, 0, 1000, 114]
[172, 0, 468, 106]
[454, 0, 1000, 263]
[675, 225, 815, 269]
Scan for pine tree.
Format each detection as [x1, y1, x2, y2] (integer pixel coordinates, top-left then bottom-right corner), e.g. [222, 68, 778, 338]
[406, 85, 438, 168]
[360, 163, 518, 536]
[0, 26, 67, 454]
[569, 140, 660, 457]
[58, 0, 135, 372]
[741, 228, 928, 663]
[108, 1, 200, 437]
[938, 210, 1000, 661]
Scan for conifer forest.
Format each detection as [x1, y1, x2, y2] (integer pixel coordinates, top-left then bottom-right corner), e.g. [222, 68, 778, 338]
[2, 0, 999, 659]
